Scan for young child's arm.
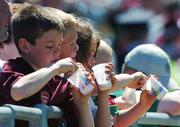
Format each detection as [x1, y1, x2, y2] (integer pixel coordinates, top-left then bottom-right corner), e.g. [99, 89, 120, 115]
[113, 90, 156, 127]
[94, 63, 115, 127]
[71, 87, 95, 127]
[11, 57, 77, 101]
[110, 72, 147, 92]
[95, 90, 111, 127]
[157, 90, 180, 116]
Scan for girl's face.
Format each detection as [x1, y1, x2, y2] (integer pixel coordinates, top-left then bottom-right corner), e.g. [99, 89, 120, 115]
[87, 41, 98, 68]
[59, 27, 79, 59]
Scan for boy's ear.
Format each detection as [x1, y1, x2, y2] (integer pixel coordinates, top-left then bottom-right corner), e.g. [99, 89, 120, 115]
[19, 38, 31, 53]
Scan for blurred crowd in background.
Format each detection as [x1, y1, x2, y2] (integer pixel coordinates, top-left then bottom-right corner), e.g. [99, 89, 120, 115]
[9, 0, 180, 86]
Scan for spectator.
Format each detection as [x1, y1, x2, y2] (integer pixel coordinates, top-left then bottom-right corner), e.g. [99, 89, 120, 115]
[75, 17, 155, 127]
[120, 44, 180, 118]
[0, 0, 11, 42]
[0, 0, 12, 69]
[0, 5, 94, 127]
[48, 9, 114, 127]
[95, 41, 180, 126]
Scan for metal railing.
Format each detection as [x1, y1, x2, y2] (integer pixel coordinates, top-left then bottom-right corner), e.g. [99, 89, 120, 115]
[0, 104, 63, 127]
[0, 105, 180, 127]
[137, 112, 180, 126]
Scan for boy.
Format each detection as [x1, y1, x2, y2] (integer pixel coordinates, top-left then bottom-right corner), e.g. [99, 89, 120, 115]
[75, 18, 155, 127]
[46, 7, 79, 59]
[0, 5, 94, 127]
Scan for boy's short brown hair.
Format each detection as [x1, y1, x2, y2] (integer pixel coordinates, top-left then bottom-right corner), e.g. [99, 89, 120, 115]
[11, 4, 64, 54]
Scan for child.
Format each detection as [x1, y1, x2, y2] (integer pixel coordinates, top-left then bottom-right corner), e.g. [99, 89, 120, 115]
[46, 7, 79, 60]
[0, 5, 94, 127]
[95, 41, 180, 126]
[46, 8, 113, 127]
[121, 44, 180, 124]
[75, 18, 155, 127]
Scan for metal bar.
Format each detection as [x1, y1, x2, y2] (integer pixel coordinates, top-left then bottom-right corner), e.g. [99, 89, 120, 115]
[0, 107, 14, 127]
[4, 104, 42, 127]
[138, 112, 180, 126]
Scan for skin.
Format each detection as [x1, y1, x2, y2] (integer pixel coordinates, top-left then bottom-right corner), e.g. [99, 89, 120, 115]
[114, 90, 155, 127]
[94, 40, 156, 127]
[59, 27, 79, 59]
[11, 28, 94, 127]
[11, 29, 72, 100]
[59, 21, 113, 127]
[87, 41, 98, 68]
[21, 30, 63, 70]
[0, 39, 20, 60]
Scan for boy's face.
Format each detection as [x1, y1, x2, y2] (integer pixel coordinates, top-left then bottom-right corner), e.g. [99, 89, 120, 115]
[26, 29, 62, 69]
[59, 27, 79, 59]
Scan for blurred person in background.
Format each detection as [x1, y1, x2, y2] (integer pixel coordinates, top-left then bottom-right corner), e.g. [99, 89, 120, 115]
[112, 7, 152, 73]
[120, 44, 180, 126]
[0, 0, 12, 70]
[0, 2, 25, 70]
[0, 0, 11, 42]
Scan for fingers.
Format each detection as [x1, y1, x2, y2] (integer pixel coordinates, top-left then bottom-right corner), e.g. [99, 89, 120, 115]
[105, 70, 115, 80]
[148, 74, 160, 81]
[132, 72, 148, 88]
[105, 63, 114, 71]
[104, 63, 115, 80]
[137, 77, 146, 88]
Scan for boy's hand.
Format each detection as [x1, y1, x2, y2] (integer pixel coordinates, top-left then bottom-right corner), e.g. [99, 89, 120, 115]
[127, 72, 148, 89]
[53, 57, 78, 75]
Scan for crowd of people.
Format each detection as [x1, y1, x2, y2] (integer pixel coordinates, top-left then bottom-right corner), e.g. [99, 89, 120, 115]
[0, 0, 180, 127]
